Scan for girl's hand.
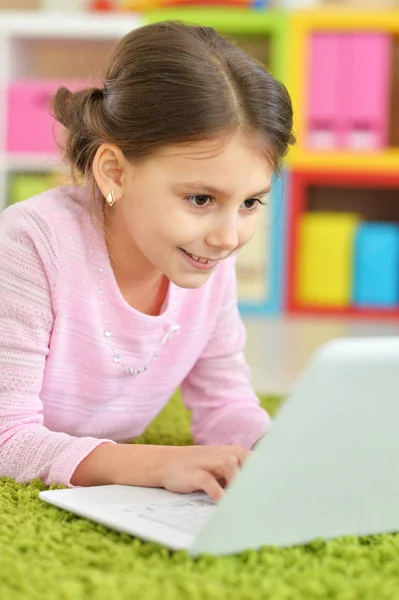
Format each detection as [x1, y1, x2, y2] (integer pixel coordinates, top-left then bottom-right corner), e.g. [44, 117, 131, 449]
[71, 443, 249, 497]
[158, 444, 249, 501]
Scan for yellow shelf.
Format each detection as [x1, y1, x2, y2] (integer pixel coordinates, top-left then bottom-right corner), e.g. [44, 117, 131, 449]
[287, 10, 399, 170]
[292, 9, 399, 32]
[286, 148, 399, 173]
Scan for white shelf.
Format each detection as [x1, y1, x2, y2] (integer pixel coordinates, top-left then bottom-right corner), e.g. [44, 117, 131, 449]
[0, 11, 142, 39]
[1, 152, 65, 172]
[0, 10, 143, 206]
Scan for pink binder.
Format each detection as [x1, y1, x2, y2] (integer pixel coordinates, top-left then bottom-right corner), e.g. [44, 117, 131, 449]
[307, 33, 343, 150]
[345, 33, 391, 151]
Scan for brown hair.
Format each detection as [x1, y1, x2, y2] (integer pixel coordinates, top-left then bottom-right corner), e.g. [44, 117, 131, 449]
[52, 20, 295, 192]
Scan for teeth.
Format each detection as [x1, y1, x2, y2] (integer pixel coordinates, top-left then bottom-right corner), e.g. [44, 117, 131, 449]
[190, 254, 208, 264]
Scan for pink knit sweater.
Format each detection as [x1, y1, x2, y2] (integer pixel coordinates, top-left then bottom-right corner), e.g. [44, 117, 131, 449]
[0, 186, 270, 487]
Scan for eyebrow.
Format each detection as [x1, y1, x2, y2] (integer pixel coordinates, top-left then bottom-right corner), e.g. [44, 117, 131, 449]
[177, 181, 271, 198]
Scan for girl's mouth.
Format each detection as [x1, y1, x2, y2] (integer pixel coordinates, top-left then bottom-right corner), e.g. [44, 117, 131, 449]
[180, 249, 219, 271]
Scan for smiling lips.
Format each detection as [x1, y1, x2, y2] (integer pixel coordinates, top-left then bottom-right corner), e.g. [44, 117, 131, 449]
[180, 248, 223, 270]
[186, 252, 216, 264]
[181, 249, 221, 264]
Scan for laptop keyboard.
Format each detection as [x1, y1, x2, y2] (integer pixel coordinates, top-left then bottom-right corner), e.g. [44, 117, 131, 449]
[122, 496, 216, 535]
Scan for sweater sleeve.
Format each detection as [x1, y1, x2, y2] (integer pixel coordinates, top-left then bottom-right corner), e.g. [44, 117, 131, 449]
[0, 204, 115, 487]
[180, 258, 271, 450]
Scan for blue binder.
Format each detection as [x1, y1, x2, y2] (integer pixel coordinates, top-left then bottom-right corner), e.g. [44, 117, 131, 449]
[353, 223, 399, 308]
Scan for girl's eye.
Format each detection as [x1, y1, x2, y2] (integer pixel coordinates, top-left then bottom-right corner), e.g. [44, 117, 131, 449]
[241, 198, 265, 210]
[187, 195, 212, 208]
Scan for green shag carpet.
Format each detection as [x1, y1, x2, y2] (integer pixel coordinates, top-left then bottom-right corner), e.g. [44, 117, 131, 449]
[2, 395, 399, 600]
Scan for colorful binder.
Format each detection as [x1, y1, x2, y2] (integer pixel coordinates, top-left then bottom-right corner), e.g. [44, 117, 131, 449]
[345, 34, 391, 151]
[307, 33, 344, 150]
[296, 212, 360, 307]
[353, 223, 399, 307]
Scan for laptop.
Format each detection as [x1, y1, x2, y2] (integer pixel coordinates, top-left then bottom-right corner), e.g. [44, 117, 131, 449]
[39, 336, 399, 556]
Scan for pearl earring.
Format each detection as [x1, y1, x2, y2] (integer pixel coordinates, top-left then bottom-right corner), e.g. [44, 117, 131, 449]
[106, 190, 116, 207]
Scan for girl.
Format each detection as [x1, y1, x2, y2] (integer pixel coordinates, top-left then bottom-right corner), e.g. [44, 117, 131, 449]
[0, 21, 294, 500]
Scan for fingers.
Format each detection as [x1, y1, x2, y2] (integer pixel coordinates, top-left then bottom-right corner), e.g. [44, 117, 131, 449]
[167, 445, 249, 501]
[191, 469, 225, 501]
[214, 445, 250, 467]
[197, 444, 249, 465]
[191, 454, 241, 500]
[214, 454, 240, 487]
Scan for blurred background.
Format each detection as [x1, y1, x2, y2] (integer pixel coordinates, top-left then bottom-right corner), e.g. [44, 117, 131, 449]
[0, 0, 398, 394]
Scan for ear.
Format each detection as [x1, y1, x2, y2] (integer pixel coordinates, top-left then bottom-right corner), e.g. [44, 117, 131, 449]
[92, 144, 127, 202]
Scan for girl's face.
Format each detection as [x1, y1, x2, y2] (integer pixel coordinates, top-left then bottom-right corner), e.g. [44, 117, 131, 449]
[113, 130, 273, 289]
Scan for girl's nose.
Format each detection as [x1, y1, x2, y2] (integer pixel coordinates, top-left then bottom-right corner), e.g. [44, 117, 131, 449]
[206, 218, 238, 251]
